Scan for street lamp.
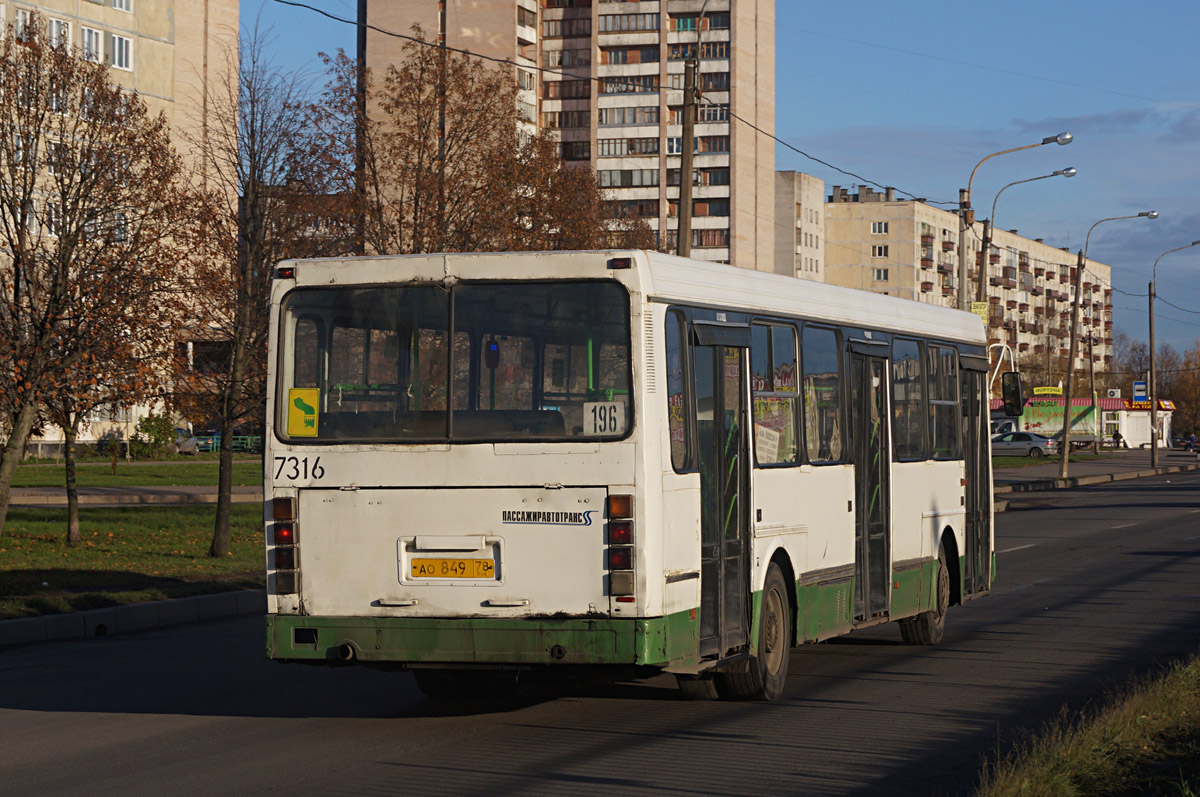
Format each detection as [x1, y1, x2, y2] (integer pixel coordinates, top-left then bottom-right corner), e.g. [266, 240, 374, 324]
[957, 132, 1073, 311]
[1149, 239, 1200, 467]
[979, 167, 1078, 303]
[1058, 211, 1158, 478]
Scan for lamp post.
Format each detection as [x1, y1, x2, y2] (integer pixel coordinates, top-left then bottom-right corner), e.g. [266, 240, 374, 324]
[957, 132, 1073, 311]
[1149, 239, 1200, 467]
[1058, 211, 1158, 478]
[979, 167, 1077, 303]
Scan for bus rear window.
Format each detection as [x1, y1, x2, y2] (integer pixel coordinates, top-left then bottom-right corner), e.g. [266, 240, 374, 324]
[277, 281, 633, 442]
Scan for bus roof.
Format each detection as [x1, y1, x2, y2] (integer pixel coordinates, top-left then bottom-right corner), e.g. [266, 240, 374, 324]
[277, 250, 985, 346]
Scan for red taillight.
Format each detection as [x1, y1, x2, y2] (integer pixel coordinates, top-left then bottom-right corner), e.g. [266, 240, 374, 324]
[609, 547, 632, 570]
[274, 523, 296, 546]
[275, 547, 296, 570]
[609, 521, 632, 545]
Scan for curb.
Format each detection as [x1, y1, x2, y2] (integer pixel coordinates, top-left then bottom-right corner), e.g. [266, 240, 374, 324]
[993, 462, 1200, 511]
[0, 589, 265, 648]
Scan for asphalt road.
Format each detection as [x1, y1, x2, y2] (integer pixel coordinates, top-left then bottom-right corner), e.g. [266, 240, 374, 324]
[2, 473, 1198, 796]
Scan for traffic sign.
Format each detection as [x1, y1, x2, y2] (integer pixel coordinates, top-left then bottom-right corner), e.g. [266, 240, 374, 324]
[1133, 380, 1148, 401]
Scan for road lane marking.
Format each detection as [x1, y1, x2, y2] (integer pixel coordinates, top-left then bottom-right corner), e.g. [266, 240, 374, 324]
[1111, 523, 1137, 529]
[998, 543, 1037, 554]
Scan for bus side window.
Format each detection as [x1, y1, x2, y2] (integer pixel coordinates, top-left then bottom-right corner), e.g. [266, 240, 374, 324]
[802, 325, 843, 463]
[665, 309, 689, 470]
[928, 345, 960, 459]
[293, 317, 322, 388]
[750, 323, 799, 465]
[891, 338, 927, 460]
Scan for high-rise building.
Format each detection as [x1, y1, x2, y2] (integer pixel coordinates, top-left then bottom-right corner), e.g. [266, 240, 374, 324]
[824, 185, 1115, 375]
[774, 170, 825, 280]
[365, 0, 775, 269]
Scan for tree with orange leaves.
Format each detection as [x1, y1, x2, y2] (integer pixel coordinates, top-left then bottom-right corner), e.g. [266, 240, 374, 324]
[0, 18, 190, 536]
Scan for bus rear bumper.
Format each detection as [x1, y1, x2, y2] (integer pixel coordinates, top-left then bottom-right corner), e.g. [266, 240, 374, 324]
[266, 612, 697, 667]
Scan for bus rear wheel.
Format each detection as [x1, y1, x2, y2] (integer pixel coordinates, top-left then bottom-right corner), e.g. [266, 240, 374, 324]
[900, 547, 949, 645]
[715, 563, 791, 701]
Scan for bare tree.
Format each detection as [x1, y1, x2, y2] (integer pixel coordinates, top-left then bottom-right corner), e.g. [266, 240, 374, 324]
[0, 19, 189, 535]
[318, 34, 652, 257]
[183, 28, 353, 557]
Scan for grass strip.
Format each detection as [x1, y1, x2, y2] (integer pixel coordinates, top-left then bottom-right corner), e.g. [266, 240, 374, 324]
[976, 652, 1200, 796]
[0, 504, 264, 619]
[9, 460, 262, 488]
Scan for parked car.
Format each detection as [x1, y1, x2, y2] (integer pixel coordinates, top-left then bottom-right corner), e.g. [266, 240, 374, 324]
[991, 431, 1058, 458]
[174, 428, 199, 455]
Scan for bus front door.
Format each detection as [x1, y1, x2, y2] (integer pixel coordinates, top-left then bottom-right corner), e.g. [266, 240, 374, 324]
[692, 341, 750, 659]
[961, 365, 992, 595]
[850, 349, 891, 621]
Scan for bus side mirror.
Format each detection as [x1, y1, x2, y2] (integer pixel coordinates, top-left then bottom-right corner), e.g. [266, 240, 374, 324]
[1001, 372, 1025, 417]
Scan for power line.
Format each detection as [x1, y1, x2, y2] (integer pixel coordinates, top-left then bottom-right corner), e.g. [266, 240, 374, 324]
[270, 0, 953, 206]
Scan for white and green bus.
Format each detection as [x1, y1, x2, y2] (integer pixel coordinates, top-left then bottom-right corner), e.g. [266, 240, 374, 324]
[264, 250, 1007, 701]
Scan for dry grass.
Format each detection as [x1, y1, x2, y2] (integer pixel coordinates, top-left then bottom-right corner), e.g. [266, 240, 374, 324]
[976, 653, 1200, 796]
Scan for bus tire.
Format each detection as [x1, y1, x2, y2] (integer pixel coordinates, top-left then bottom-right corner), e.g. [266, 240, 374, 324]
[899, 547, 949, 645]
[716, 562, 791, 701]
[675, 674, 720, 700]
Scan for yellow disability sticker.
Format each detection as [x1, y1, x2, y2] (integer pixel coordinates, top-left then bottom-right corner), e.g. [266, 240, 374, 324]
[288, 388, 320, 436]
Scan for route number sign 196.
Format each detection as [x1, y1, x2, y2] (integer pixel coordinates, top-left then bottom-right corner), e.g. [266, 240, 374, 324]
[582, 401, 626, 436]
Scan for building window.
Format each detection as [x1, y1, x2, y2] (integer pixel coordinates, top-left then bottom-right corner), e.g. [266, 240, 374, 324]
[696, 103, 729, 122]
[872, 268, 889, 281]
[543, 80, 590, 99]
[601, 46, 659, 65]
[48, 18, 72, 48]
[598, 13, 659, 33]
[700, 72, 730, 91]
[81, 27, 103, 63]
[597, 137, 659, 157]
[542, 48, 591, 68]
[542, 18, 591, 37]
[542, 109, 589, 129]
[598, 106, 659, 126]
[560, 141, 591, 161]
[597, 169, 659, 188]
[517, 6, 537, 27]
[871, 221, 888, 234]
[111, 35, 132, 70]
[113, 0, 133, 11]
[871, 245, 888, 257]
[693, 228, 728, 248]
[600, 74, 657, 94]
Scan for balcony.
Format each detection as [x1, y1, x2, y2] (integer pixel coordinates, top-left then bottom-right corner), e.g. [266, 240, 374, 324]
[1019, 342, 1030, 352]
[1006, 299, 1017, 309]
[921, 234, 934, 245]
[988, 295, 1000, 304]
[1018, 302, 1029, 312]
[942, 240, 954, 251]
[1002, 319, 1016, 330]
[941, 286, 955, 296]
[1031, 285, 1044, 296]
[937, 262, 953, 274]
[989, 253, 1001, 263]
[921, 257, 934, 268]
[920, 281, 934, 292]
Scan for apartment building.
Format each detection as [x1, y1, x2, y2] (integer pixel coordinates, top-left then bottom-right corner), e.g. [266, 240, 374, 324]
[3, 0, 238, 176]
[824, 185, 1114, 375]
[774, 170, 825, 280]
[4, 0, 238, 455]
[366, 0, 776, 270]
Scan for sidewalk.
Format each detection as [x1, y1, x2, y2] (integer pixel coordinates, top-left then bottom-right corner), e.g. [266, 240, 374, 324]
[9, 484, 263, 507]
[3, 450, 1198, 648]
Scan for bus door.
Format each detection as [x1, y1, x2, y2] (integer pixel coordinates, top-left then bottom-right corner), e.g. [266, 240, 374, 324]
[691, 322, 752, 659]
[849, 342, 891, 621]
[960, 357, 992, 595]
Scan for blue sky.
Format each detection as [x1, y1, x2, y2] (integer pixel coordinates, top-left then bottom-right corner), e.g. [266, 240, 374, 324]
[244, 0, 1200, 353]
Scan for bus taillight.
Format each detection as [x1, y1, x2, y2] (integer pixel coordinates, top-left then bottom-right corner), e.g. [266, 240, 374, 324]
[273, 523, 296, 545]
[607, 494, 635, 598]
[272, 511, 299, 594]
[272, 497, 295, 521]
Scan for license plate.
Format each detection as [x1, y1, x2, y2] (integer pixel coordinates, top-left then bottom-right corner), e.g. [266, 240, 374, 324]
[411, 558, 496, 579]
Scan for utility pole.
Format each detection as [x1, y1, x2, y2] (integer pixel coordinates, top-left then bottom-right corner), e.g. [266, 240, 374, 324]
[354, 0, 367, 255]
[1149, 279, 1158, 467]
[676, 56, 697, 258]
[956, 189, 972, 310]
[977, 218, 991, 303]
[436, 0, 447, 249]
[1058, 250, 1085, 478]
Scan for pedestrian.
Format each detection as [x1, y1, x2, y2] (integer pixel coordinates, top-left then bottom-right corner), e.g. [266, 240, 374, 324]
[1188, 433, 1197, 452]
[1111, 430, 1123, 449]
